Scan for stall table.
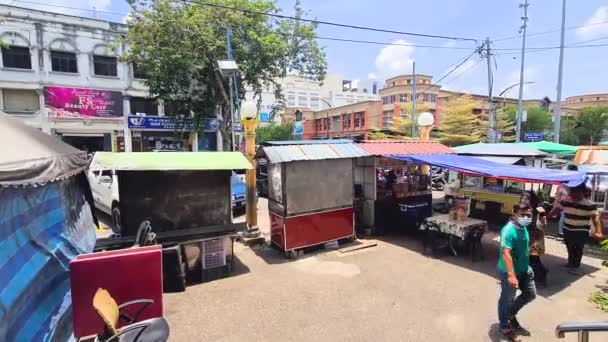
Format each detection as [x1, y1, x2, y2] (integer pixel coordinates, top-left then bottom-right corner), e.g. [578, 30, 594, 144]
[422, 214, 488, 261]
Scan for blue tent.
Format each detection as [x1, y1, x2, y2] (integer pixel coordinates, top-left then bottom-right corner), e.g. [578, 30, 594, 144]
[0, 112, 96, 341]
[390, 153, 586, 187]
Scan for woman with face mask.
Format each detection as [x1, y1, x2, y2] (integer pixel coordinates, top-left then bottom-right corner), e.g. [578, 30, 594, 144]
[519, 191, 548, 286]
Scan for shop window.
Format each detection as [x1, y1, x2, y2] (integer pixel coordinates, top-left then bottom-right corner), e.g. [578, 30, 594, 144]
[130, 97, 158, 115]
[51, 51, 78, 73]
[2, 89, 39, 114]
[295, 110, 303, 121]
[132, 63, 148, 79]
[2, 45, 32, 69]
[93, 55, 117, 76]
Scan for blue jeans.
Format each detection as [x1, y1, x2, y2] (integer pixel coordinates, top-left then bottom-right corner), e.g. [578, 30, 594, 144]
[498, 268, 537, 329]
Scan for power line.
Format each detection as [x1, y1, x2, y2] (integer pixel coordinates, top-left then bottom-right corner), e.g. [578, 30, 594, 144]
[419, 47, 483, 93]
[442, 59, 483, 85]
[184, 0, 479, 42]
[493, 19, 608, 42]
[313, 36, 473, 50]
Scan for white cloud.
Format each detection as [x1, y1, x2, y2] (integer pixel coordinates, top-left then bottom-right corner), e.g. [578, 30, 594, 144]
[577, 6, 608, 39]
[367, 72, 377, 79]
[374, 39, 415, 76]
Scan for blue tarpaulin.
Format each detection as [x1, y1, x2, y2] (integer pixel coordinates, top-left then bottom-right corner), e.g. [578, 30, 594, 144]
[390, 153, 587, 187]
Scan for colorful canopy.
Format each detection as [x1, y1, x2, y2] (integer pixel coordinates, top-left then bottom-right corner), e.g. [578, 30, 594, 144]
[515, 141, 578, 155]
[390, 153, 586, 187]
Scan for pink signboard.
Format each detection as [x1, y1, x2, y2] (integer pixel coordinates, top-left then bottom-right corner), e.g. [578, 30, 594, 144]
[44, 86, 123, 119]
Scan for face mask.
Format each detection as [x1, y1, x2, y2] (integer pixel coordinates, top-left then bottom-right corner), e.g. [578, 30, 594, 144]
[517, 216, 532, 227]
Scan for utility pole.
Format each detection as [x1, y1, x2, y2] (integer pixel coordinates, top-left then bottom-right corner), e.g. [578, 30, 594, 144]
[412, 61, 417, 138]
[226, 27, 236, 151]
[554, 0, 567, 143]
[485, 37, 496, 143]
[516, 0, 529, 143]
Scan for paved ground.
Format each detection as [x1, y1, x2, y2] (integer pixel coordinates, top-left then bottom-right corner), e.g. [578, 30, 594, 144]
[163, 198, 608, 341]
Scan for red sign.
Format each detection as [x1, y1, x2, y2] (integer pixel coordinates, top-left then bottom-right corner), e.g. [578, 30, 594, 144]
[44, 86, 123, 119]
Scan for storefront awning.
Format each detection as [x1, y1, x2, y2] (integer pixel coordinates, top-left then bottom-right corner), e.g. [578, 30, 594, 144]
[474, 156, 523, 165]
[92, 152, 252, 171]
[390, 153, 586, 186]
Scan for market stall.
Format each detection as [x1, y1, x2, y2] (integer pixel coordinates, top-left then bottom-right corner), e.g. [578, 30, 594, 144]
[356, 140, 455, 234]
[257, 140, 368, 257]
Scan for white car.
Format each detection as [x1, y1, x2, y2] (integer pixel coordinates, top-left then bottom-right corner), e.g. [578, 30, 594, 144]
[87, 155, 121, 233]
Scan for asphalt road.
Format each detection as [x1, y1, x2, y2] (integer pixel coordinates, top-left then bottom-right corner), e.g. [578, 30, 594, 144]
[164, 198, 608, 341]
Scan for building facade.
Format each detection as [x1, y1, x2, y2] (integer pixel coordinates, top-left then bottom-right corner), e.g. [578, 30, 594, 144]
[553, 93, 608, 115]
[0, 5, 221, 152]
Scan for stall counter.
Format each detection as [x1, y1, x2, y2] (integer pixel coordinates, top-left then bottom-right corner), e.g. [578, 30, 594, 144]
[458, 188, 520, 215]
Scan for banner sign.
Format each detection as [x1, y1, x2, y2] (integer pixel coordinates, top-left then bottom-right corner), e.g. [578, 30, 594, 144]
[293, 121, 304, 135]
[128, 116, 221, 132]
[44, 87, 123, 119]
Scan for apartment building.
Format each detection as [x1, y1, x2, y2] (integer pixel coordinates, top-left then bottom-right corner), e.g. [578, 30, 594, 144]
[378, 74, 440, 129]
[0, 5, 221, 152]
[554, 93, 608, 115]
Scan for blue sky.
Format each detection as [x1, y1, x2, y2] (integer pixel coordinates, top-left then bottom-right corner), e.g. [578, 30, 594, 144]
[3, 0, 608, 100]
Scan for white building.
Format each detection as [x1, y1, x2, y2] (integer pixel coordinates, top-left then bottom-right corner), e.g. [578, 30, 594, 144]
[0, 5, 221, 152]
[246, 73, 379, 124]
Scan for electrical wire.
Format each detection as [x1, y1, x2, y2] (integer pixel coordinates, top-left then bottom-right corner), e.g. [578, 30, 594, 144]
[313, 36, 472, 50]
[493, 19, 608, 42]
[418, 48, 482, 94]
[183, 0, 479, 42]
[6, 0, 127, 18]
[442, 58, 483, 86]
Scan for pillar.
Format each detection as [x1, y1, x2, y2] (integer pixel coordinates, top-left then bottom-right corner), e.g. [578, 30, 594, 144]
[123, 95, 133, 152]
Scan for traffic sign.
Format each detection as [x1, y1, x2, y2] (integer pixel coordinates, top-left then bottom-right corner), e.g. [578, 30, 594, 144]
[524, 132, 543, 141]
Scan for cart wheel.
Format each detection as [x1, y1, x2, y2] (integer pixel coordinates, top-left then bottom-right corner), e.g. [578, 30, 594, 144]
[286, 250, 298, 259]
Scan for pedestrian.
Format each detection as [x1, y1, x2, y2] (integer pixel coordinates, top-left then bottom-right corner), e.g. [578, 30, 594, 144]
[498, 204, 537, 341]
[553, 184, 603, 271]
[519, 190, 548, 286]
[551, 164, 578, 238]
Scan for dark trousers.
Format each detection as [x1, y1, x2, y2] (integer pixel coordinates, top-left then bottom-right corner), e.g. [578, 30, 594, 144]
[564, 230, 587, 268]
[498, 269, 537, 329]
[529, 255, 547, 283]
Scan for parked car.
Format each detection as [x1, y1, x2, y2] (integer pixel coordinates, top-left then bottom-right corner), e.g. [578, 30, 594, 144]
[87, 161, 121, 233]
[232, 171, 246, 211]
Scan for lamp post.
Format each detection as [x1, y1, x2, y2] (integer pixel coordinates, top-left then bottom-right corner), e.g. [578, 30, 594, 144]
[241, 100, 259, 237]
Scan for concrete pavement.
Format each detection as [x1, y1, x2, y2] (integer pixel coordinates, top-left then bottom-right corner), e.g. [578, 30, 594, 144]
[164, 199, 608, 341]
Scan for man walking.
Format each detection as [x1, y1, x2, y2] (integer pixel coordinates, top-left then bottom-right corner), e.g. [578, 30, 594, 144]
[498, 204, 537, 341]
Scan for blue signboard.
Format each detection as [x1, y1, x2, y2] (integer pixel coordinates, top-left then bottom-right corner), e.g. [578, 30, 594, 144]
[293, 121, 304, 136]
[127, 116, 221, 132]
[524, 132, 543, 142]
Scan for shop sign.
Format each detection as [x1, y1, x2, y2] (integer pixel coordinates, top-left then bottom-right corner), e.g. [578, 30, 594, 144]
[127, 116, 221, 132]
[44, 87, 123, 119]
[293, 121, 304, 136]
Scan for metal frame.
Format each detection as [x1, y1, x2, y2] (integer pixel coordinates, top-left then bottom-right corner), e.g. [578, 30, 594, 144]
[555, 322, 608, 341]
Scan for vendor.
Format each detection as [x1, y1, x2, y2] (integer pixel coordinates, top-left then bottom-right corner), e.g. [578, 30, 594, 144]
[386, 170, 397, 188]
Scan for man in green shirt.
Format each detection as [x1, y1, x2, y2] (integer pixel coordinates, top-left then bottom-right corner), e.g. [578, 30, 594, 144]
[498, 204, 537, 341]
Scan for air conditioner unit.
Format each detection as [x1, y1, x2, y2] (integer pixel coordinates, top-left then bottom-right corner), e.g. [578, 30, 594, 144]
[201, 238, 227, 270]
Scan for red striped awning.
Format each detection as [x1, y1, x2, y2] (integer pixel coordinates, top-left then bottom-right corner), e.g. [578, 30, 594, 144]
[357, 140, 454, 156]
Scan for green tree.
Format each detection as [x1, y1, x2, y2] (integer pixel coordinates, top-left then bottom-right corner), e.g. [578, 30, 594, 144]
[256, 123, 294, 143]
[559, 116, 580, 146]
[505, 106, 552, 141]
[123, 0, 327, 148]
[438, 95, 483, 146]
[573, 106, 608, 145]
[493, 107, 516, 142]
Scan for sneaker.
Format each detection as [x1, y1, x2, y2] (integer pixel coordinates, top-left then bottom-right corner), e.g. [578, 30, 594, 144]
[500, 328, 522, 342]
[509, 317, 531, 336]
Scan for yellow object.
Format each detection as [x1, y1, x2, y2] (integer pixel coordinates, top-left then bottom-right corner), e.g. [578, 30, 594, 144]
[242, 117, 258, 230]
[458, 189, 520, 215]
[93, 288, 119, 335]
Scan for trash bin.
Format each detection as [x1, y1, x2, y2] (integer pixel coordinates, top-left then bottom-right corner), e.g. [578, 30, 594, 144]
[399, 202, 430, 231]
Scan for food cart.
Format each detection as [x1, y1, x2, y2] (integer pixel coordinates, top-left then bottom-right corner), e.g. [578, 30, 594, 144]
[93, 152, 251, 285]
[257, 140, 368, 258]
[356, 140, 455, 234]
[453, 143, 549, 215]
[390, 153, 587, 259]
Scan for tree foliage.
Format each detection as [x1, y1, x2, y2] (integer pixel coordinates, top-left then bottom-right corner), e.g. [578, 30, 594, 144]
[438, 95, 484, 146]
[486, 107, 515, 142]
[256, 123, 294, 143]
[505, 106, 552, 141]
[568, 106, 608, 145]
[123, 0, 327, 148]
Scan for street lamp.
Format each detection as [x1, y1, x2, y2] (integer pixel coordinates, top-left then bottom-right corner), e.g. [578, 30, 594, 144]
[218, 60, 239, 150]
[241, 100, 259, 237]
[498, 81, 534, 142]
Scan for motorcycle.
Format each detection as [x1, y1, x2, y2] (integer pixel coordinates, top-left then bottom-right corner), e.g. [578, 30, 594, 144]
[431, 167, 448, 191]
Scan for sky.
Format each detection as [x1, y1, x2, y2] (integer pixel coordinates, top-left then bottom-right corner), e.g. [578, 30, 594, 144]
[2, 0, 608, 100]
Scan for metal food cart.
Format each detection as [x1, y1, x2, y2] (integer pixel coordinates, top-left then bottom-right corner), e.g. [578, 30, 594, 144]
[93, 152, 252, 287]
[356, 141, 455, 234]
[258, 140, 368, 258]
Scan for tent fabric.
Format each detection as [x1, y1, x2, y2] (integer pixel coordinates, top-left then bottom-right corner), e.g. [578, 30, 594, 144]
[453, 143, 547, 157]
[91, 152, 253, 171]
[390, 154, 586, 187]
[357, 140, 454, 155]
[473, 156, 523, 165]
[515, 141, 578, 155]
[0, 112, 89, 186]
[0, 176, 96, 341]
